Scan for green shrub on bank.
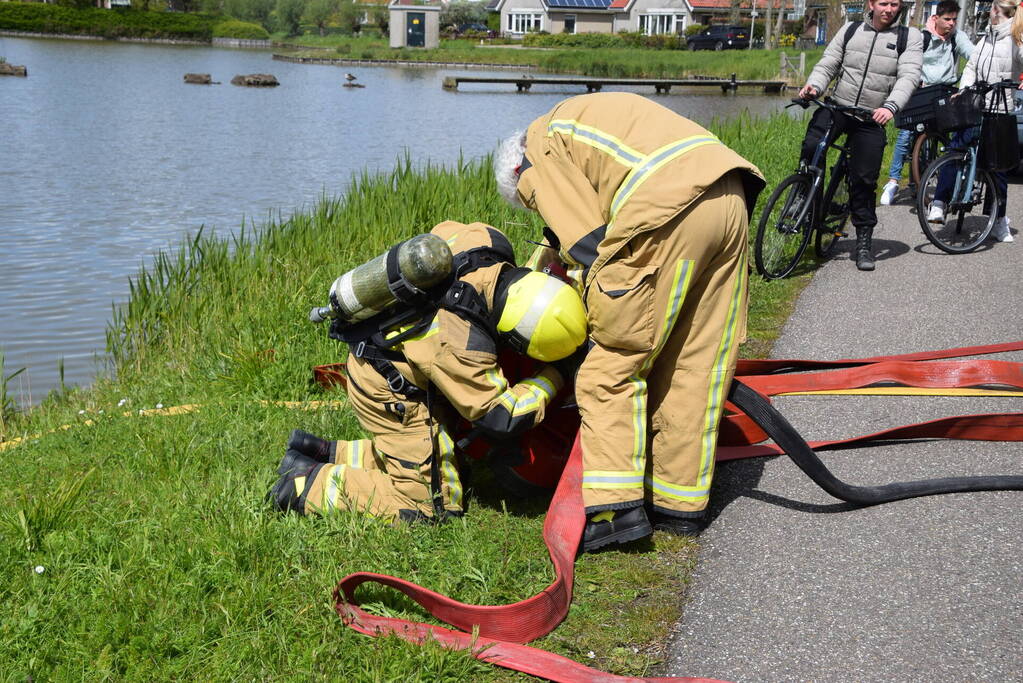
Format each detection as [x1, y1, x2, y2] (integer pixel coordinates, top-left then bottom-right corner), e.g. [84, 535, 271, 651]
[523, 30, 682, 50]
[212, 18, 270, 39]
[0, 2, 222, 40]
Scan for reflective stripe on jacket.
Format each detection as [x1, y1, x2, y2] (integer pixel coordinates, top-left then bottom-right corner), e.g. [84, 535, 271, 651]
[515, 92, 764, 286]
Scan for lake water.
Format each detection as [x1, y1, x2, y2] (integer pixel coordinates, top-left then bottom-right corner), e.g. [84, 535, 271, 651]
[0, 35, 789, 402]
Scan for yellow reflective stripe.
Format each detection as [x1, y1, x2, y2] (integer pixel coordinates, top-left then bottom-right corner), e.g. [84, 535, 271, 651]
[446, 233, 459, 245]
[582, 469, 645, 489]
[345, 440, 364, 469]
[609, 135, 721, 224]
[547, 119, 644, 167]
[322, 464, 346, 511]
[629, 259, 694, 472]
[520, 376, 556, 400]
[697, 250, 746, 488]
[385, 317, 440, 343]
[437, 428, 462, 508]
[647, 474, 710, 503]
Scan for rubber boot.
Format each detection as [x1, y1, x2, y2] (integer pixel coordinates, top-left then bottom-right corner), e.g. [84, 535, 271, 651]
[649, 508, 706, 537]
[267, 449, 322, 513]
[287, 429, 336, 465]
[581, 506, 652, 553]
[855, 226, 875, 271]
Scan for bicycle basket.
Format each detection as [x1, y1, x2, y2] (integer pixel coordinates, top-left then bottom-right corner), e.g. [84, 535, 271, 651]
[934, 90, 984, 133]
[895, 84, 956, 130]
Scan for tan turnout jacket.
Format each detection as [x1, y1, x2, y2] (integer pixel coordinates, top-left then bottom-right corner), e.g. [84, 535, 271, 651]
[515, 92, 764, 285]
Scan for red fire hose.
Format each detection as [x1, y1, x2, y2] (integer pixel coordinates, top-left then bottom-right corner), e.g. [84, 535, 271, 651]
[332, 342, 1023, 682]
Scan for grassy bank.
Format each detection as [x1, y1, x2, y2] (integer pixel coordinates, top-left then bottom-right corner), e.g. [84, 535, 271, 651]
[278, 33, 823, 80]
[0, 111, 814, 679]
[0, 2, 267, 41]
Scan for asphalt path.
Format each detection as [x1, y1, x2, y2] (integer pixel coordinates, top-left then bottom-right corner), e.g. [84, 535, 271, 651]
[666, 181, 1023, 682]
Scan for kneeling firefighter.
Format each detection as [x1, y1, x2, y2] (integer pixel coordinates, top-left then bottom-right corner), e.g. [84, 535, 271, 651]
[268, 221, 588, 522]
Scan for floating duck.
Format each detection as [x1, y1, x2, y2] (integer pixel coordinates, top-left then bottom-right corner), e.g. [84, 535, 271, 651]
[345, 73, 357, 82]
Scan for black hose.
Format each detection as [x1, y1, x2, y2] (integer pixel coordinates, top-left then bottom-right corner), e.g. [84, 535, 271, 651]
[728, 379, 1023, 505]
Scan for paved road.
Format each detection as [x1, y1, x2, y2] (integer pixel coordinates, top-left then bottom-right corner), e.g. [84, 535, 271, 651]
[667, 183, 1023, 682]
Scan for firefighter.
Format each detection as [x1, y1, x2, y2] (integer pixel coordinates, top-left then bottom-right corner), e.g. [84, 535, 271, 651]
[268, 221, 588, 522]
[494, 92, 765, 552]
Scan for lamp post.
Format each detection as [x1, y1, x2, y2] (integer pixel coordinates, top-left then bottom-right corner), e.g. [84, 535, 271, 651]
[749, 7, 758, 49]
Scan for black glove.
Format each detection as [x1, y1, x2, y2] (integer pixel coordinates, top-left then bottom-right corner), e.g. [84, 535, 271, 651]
[551, 339, 591, 382]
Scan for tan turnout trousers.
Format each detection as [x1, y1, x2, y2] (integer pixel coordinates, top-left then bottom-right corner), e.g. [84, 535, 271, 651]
[575, 172, 748, 516]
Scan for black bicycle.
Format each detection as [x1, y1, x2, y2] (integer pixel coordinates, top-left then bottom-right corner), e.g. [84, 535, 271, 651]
[754, 98, 869, 280]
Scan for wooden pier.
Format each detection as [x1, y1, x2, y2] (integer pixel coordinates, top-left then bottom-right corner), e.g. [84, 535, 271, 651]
[442, 74, 786, 94]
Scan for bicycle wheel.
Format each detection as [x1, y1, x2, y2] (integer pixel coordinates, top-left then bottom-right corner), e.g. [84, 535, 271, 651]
[917, 151, 999, 253]
[754, 173, 814, 279]
[910, 131, 945, 187]
[814, 163, 850, 258]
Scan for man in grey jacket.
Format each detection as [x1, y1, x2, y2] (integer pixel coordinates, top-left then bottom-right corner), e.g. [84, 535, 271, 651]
[798, 0, 923, 271]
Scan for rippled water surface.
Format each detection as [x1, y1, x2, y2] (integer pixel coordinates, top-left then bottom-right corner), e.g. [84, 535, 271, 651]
[0, 36, 788, 401]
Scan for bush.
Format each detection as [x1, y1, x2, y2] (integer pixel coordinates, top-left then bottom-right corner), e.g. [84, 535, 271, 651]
[0, 2, 221, 40]
[522, 30, 683, 50]
[212, 18, 270, 39]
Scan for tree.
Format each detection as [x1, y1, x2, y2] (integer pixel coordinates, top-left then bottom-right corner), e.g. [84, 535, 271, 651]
[304, 0, 338, 35]
[337, 0, 363, 34]
[225, 0, 276, 28]
[274, 0, 305, 36]
[372, 6, 389, 34]
[440, 0, 488, 29]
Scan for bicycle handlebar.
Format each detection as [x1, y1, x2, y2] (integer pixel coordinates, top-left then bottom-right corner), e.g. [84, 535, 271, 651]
[787, 96, 874, 121]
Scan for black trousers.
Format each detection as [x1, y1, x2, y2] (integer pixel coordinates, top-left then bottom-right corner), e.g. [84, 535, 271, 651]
[800, 107, 887, 230]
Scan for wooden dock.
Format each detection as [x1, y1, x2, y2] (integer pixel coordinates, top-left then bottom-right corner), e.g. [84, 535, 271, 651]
[442, 74, 786, 94]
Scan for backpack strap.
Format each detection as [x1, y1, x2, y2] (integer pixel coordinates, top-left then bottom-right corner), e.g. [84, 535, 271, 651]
[842, 20, 862, 54]
[896, 24, 908, 56]
[921, 28, 932, 52]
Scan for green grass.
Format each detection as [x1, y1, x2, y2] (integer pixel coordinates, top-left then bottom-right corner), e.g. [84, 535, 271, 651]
[0, 112, 819, 679]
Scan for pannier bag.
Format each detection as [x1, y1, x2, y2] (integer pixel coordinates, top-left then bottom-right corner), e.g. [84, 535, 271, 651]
[978, 85, 1020, 171]
[934, 90, 984, 133]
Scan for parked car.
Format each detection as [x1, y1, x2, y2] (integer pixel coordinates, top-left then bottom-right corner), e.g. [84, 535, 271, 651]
[456, 23, 497, 38]
[687, 25, 750, 51]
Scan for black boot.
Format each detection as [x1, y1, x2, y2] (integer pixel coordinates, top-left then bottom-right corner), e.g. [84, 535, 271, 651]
[268, 449, 322, 513]
[581, 506, 652, 553]
[287, 429, 336, 464]
[855, 226, 875, 271]
[649, 509, 706, 537]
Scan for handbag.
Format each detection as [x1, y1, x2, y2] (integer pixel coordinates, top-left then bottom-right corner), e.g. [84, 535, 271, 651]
[934, 90, 984, 133]
[978, 85, 1020, 171]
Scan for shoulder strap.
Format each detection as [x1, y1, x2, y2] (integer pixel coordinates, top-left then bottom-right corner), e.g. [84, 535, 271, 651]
[842, 20, 862, 54]
[922, 29, 932, 52]
[897, 24, 908, 56]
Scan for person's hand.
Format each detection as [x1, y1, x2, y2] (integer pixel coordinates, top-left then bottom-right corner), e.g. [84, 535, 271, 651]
[873, 107, 894, 125]
[798, 84, 818, 100]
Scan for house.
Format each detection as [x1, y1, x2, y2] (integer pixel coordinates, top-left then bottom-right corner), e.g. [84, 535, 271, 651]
[687, 0, 798, 28]
[487, 0, 694, 36]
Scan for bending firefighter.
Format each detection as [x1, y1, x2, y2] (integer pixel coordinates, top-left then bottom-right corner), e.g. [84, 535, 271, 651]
[495, 92, 765, 552]
[268, 221, 587, 522]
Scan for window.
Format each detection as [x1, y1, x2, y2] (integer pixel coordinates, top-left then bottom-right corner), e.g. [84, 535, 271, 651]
[508, 12, 544, 33]
[564, 14, 576, 34]
[638, 12, 687, 35]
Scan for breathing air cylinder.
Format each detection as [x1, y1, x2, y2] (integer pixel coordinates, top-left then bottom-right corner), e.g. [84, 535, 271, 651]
[309, 234, 454, 325]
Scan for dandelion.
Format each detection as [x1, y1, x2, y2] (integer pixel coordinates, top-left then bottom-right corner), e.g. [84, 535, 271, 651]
[34, 565, 45, 574]
[155, 403, 163, 409]
[587, 651, 595, 659]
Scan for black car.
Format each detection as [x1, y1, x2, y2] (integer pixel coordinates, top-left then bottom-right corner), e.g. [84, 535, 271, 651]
[456, 23, 497, 38]
[687, 25, 750, 51]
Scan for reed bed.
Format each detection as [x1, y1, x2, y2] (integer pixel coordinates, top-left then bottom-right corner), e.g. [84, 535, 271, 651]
[1, 112, 820, 680]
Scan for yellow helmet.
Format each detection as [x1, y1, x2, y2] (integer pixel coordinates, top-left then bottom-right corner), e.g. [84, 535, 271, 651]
[495, 269, 587, 362]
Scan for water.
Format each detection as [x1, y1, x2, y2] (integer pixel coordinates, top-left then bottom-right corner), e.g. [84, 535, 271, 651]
[0, 36, 788, 402]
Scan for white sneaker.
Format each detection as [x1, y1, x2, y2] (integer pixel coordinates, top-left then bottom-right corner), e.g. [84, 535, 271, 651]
[991, 216, 1014, 243]
[880, 180, 898, 206]
[927, 201, 946, 224]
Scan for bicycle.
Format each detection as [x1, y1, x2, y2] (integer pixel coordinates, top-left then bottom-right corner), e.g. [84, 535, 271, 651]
[754, 97, 869, 280]
[909, 126, 949, 187]
[915, 80, 1016, 253]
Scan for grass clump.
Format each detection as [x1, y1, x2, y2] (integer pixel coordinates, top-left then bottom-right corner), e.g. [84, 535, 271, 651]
[1, 112, 815, 679]
[212, 19, 270, 40]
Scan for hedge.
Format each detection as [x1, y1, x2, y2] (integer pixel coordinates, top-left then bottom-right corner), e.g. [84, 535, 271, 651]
[0, 2, 223, 41]
[521, 31, 683, 50]
[212, 19, 269, 40]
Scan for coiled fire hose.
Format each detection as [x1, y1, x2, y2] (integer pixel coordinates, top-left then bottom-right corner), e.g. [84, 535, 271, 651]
[333, 341, 1023, 683]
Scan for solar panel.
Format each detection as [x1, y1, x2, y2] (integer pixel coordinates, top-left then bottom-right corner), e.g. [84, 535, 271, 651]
[546, 0, 610, 8]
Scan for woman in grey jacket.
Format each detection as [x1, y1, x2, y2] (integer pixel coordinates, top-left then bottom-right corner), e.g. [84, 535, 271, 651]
[798, 0, 923, 271]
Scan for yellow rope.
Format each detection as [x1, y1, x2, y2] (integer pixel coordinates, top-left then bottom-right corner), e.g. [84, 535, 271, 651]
[0, 399, 348, 453]
[778, 387, 1023, 397]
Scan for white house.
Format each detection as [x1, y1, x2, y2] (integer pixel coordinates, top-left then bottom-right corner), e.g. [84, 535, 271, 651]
[487, 0, 693, 36]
